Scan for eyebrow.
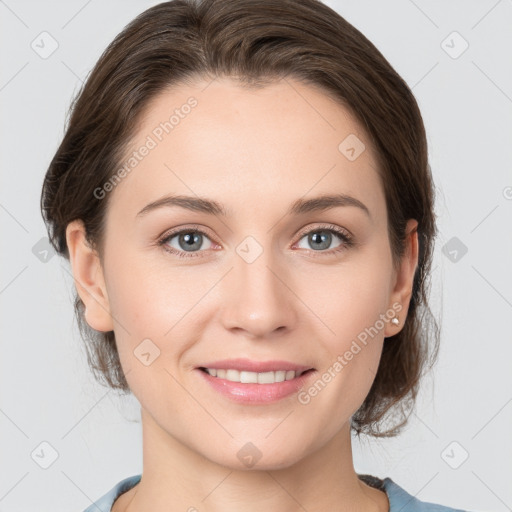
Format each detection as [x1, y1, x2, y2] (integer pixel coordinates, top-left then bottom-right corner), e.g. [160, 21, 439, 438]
[136, 193, 371, 219]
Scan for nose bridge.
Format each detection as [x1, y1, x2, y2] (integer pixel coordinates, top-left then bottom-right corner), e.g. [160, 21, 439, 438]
[220, 234, 297, 336]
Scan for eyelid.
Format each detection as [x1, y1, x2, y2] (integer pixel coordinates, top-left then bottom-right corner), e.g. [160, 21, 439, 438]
[292, 223, 353, 245]
[157, 224, 216, 243]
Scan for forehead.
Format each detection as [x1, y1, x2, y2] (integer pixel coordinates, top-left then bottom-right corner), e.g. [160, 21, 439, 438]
[107, 76, 385, 221]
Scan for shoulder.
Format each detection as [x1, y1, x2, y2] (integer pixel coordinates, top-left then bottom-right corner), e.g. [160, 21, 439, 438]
[359, 474, 472, 512]
[81, 474, 142, 512]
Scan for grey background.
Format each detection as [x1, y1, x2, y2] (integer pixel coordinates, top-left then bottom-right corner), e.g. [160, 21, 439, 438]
[1, 1, 511, 511]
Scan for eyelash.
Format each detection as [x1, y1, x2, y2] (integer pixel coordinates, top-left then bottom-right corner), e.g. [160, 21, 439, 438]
[157, 223, 355, 259]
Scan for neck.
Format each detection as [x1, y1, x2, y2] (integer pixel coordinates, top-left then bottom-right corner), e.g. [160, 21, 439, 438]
[116, 408, 388, 512]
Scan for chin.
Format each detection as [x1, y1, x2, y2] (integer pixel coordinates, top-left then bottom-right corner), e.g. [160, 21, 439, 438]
[205, 440, 310, 472]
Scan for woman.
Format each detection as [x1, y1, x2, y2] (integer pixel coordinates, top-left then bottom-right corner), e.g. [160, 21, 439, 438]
[40, 0, 472, 510]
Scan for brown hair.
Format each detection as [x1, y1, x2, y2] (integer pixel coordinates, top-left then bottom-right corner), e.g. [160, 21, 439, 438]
[41, 0, 440, 437]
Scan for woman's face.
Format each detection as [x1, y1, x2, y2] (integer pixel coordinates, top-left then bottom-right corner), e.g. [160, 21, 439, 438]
[75, 77, 417, 469]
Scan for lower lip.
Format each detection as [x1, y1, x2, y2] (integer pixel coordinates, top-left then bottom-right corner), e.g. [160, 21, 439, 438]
[197, 369, 315, 404]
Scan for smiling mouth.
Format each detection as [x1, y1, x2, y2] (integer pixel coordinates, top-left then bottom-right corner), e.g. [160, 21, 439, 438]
[199, 367, 315, 384]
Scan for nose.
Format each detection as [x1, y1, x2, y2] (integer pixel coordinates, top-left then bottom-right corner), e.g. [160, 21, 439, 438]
[219, 243, 298, 339]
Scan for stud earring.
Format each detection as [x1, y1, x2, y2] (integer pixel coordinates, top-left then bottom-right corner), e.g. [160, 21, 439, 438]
[391, 316, 399, 325]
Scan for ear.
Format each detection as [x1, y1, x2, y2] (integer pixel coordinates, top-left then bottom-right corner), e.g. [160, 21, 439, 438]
[65, 220, 114, 332]
[384, 219, 419, 337]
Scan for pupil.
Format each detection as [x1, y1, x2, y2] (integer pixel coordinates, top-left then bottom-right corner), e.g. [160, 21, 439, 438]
[181, 232, 201, 251]
[310, 231, 330, 250]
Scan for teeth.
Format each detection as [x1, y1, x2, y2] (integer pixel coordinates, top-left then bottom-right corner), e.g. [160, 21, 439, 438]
[274, 371, 286, 383]
[241, 371, 258, 383]
[204, 368, 305, 383]
[285, 370, 295, 381]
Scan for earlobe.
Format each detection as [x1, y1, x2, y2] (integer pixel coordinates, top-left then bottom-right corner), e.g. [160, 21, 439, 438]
[65, 220, 114, 332]
[385, 219, 419, 337]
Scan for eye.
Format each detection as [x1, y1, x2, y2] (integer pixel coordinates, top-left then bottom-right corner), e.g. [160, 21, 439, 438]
[157, 223, 354, 259]
[293, 224, 354, 256]
[158, 225, 215, 258]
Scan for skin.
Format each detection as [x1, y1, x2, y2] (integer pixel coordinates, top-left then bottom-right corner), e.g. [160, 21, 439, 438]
[66, 76, 418, 512]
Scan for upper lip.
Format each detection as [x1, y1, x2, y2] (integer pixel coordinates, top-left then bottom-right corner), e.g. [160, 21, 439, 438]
[198, 358, 314, 373]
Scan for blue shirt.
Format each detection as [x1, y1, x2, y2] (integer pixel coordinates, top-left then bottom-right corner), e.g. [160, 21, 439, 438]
[82, 473, 470, 511]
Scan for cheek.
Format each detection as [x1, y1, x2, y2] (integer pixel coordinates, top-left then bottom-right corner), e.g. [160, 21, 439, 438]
[304, 241, 393, 417]
[311, 250, 393, 354]
[300, 266, 390, 433]
[105, 250, 194, 336]
[103, 250, 213, 380]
